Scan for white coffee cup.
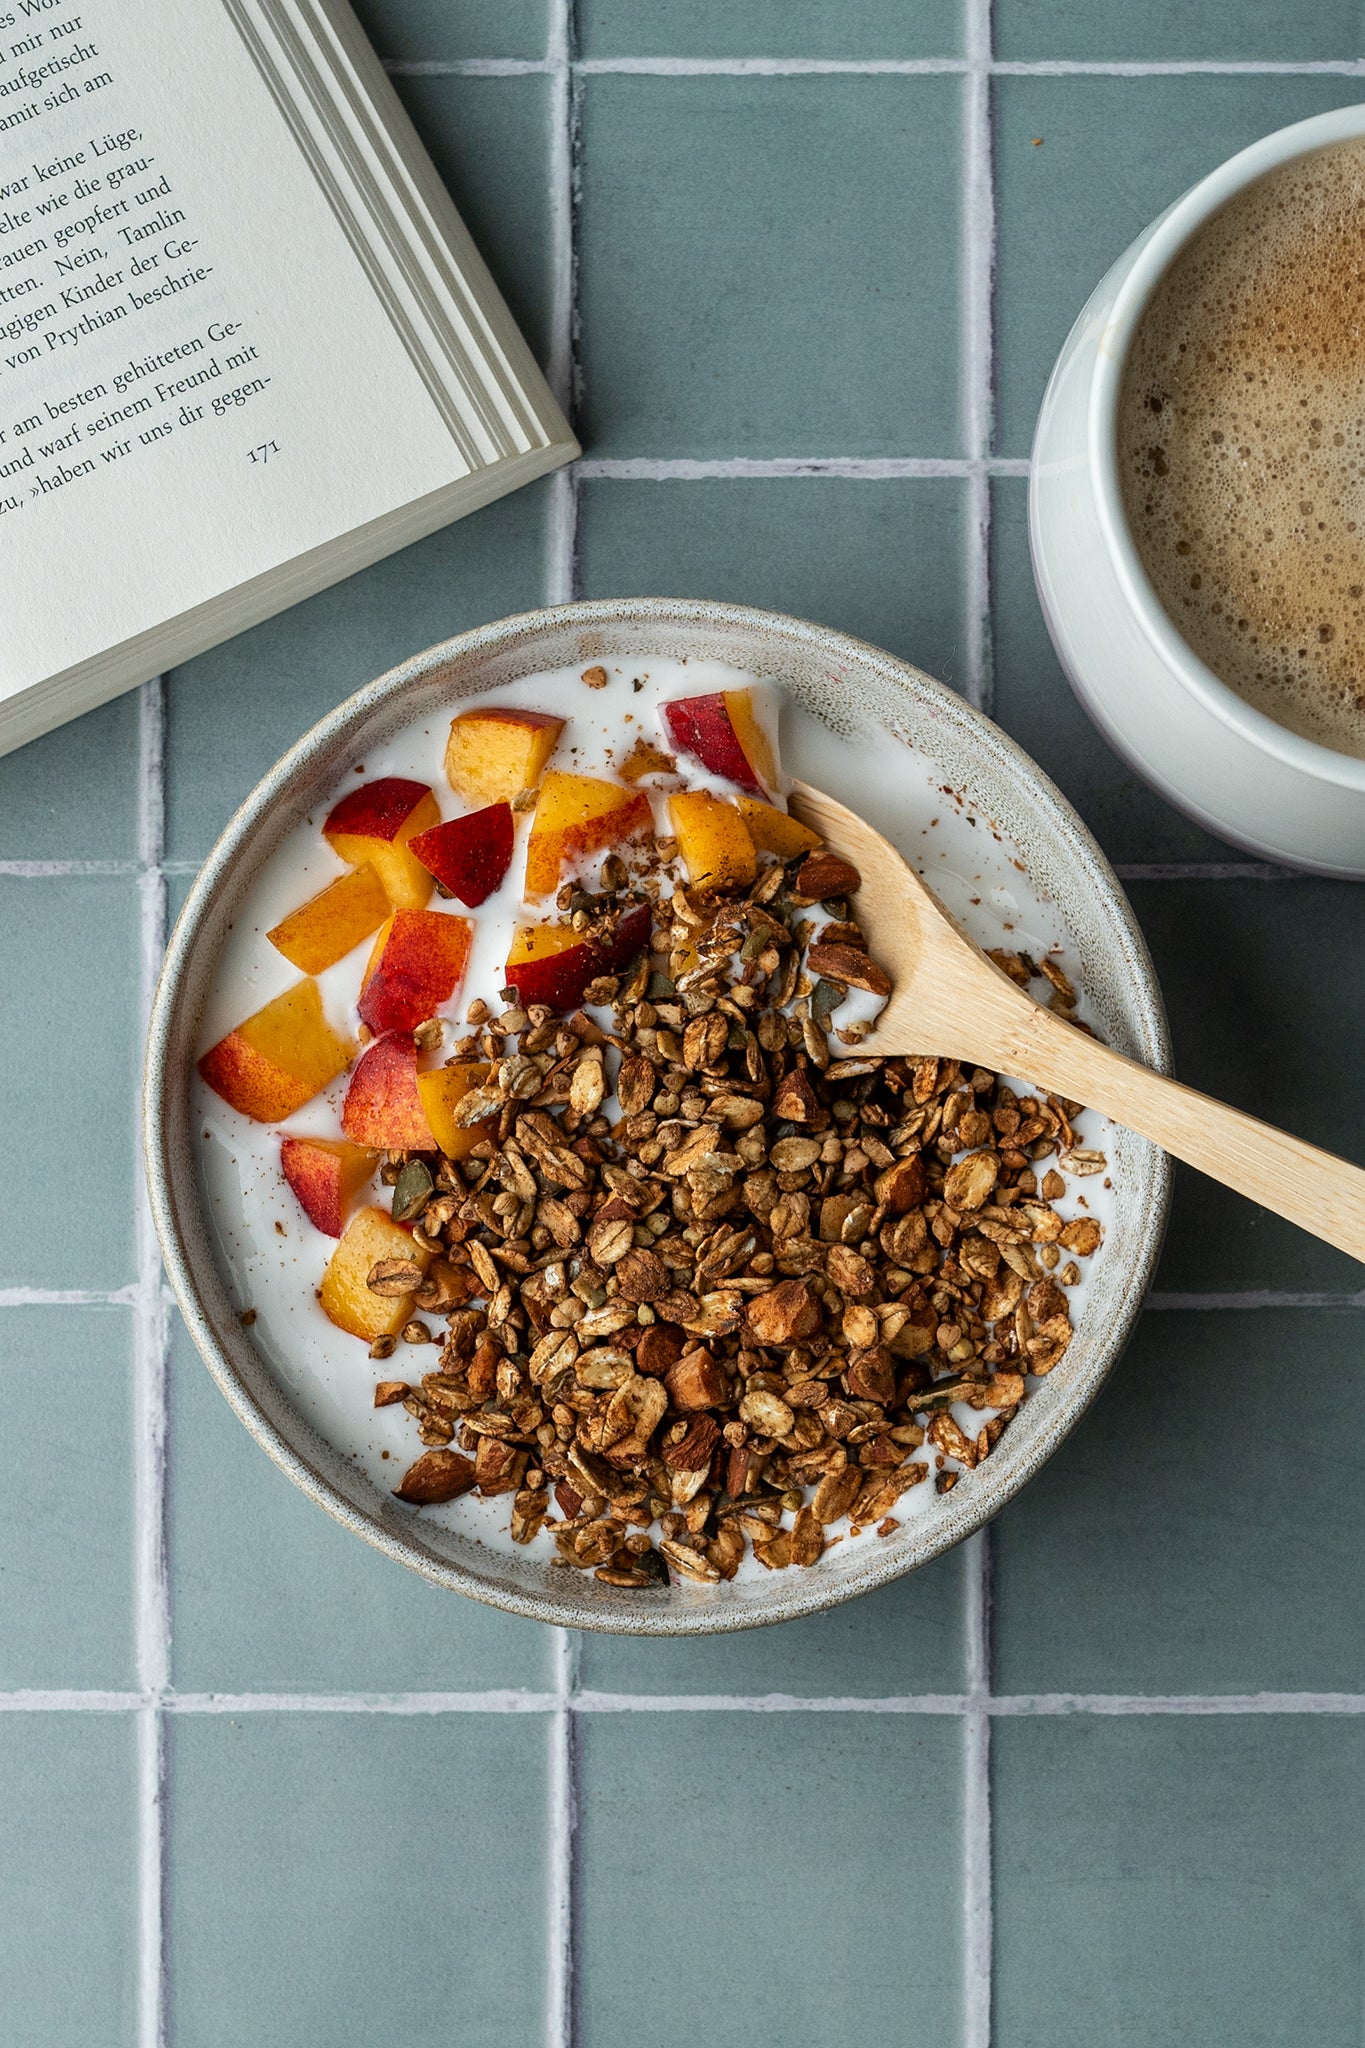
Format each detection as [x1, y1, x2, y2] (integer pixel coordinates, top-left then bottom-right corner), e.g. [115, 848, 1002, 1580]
[1030, 103, 1365, 877]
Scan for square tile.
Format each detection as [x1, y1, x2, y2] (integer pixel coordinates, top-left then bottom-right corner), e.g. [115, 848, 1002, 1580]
[0, 1714, 138, 2048]
[168, 1321, 551, 1693]
[577, 75, 963, 457]
[993, 76, 1359, 457]
[994, 1715, 1365, 2047]
[578, 1710, 963, 2047]
[579, 0, 961, 58]
[995, 0, 1362, 62]
[0, 1308, 135, 1690]
[0, 689, 142, 862]
[168, 1711, 548, 2047]
[989, 477, 1230, 862]
[351, 0, 548, 61]
[579, 1546, 967, 1697]
[164, 480, 551, 863]
[993, 1308, 1365, 1697]
[0, 877, 139, 1291]
[1130, 878, 1365, 1294]
[390, 74, 557, 369]
[578, 476, 969, 683]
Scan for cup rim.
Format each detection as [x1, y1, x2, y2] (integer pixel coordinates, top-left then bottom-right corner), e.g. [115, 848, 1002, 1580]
[1089, 101, 1365, 795]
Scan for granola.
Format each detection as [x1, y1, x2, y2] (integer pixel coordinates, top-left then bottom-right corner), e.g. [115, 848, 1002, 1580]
[372, 845, 1100, 1587]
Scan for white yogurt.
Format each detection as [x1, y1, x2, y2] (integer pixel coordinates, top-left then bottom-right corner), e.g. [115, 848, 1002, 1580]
[194, 659, 1119, 1573]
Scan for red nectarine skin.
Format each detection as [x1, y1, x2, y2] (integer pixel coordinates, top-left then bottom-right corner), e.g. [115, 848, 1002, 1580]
[324, 777, 433, 842]
[504, 902, 652, 1011]
[661, 692, 769, 796]
[341, 1035, 436, 1149]
[357, 909, 472, 1036]
[280, 1136, 376, 1238]
[407, 804, 514, 907]
[504, 924, 596, 1011]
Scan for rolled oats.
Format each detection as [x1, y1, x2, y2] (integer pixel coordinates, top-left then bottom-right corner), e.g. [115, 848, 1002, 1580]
[376, 825, 1099, 1584]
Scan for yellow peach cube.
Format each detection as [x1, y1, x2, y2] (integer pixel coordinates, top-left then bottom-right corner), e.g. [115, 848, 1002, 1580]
[198, 981, 353, 1123]
[319, 1205, 432, 1340]
[267, 864, 391, 975]
[667, 790, 756, 895]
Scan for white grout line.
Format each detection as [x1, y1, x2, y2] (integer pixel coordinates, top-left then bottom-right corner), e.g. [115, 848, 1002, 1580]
[576, 455, 1032, 479]
[960, 0, 996, 721]
[572, 1688, 969, 1712]
[545, 0, 579, 610]
[168, 1690, 559, 1714]
[963, 1528, 994, 2048]
[5, 1686, 1365, 1715]
[387, 55, 1365, 80]
[992, 57, 1365, 76]
[0, 1285, 139, 1308]
[134, 678, 170, 2048]
[0, 1690, 148, 1711]
[0, 858, 140, 876]
[1146, 1289, 1365, 1311]
[989, 1692, 1365, 1714]
[547, 1630, 579, 2048]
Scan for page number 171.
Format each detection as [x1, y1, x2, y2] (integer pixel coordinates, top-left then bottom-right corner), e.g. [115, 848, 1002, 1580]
[248, 441, 281, 465]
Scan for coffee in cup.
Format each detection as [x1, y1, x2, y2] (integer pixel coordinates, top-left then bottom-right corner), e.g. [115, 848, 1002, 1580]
[1118, 137, 1365, 761]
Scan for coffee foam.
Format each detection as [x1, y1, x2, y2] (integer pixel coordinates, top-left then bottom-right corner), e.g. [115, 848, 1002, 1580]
[1118, 137, 1365, 760]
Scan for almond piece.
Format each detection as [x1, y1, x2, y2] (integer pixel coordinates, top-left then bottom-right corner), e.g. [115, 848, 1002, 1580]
[665, 1347, 732, 1411]
[394, 1448, 476, 1505]
[745, 1277, 822, 1346]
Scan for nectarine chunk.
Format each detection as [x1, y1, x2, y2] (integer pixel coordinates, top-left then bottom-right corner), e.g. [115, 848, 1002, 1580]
[198, 980, 354, 1123]
[445, 706, 564, 806]
[323, 778, 440, 910]
[661, 689, 776, 796]
[668, 791, 756, 895]
[280, 1136, 377, 1238]
[505, 922, 599, 1011]
[358, 909, 473, 1036]
[341, 1035, 435, 1150]
[267, 863, 390, 975]
[524, 771, 653, 897]
[416, 1062, 496, 1158]
[504, 902, 652, 1011]
[407, 803, 514, 908]
[735, 796, 822, 861]
[320, 1206, 432, 1340]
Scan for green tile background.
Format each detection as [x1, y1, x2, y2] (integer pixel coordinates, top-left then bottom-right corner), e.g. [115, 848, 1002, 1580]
[166, 1713, 549, 2047]
[578, 475, 970, 682]
[576, 74, 964, 457]
[576, 1712, 965, 2048]
[0, 1309, 136, 1692]
[993, 1717, 1365, 2047]
[4, 6, 1365, 2045]
[0, 1716, 139, 2048]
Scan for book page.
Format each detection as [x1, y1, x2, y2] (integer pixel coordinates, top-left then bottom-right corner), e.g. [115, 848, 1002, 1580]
[0, 0, 471, 700]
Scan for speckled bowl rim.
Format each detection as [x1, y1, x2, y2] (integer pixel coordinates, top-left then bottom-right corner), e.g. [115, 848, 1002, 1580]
[144, 598, 1172, 1634]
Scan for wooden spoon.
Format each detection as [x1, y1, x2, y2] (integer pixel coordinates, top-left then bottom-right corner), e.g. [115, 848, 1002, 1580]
[790, 779, 1365, 1264]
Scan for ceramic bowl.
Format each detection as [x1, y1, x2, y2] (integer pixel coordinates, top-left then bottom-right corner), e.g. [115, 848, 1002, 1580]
[144, 598, 1171, 1633]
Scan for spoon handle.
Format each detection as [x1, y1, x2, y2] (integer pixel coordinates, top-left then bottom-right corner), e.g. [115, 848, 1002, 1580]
[988, 1003, 1365, 1265]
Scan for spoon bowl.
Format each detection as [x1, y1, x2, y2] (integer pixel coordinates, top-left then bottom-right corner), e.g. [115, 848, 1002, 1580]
[792, 778, 1365, 1266]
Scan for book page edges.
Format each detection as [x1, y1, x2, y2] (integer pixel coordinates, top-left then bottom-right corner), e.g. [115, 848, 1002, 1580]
[237, 0, 572, 464]
[0, 435, 576, 761]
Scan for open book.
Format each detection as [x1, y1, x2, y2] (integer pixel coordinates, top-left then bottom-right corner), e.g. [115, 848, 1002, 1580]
[0, 0, 576, 757]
